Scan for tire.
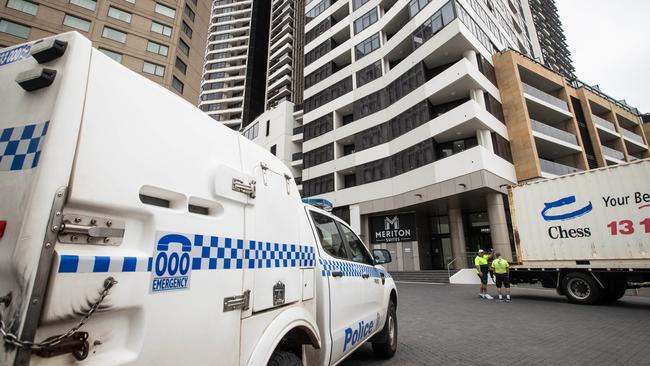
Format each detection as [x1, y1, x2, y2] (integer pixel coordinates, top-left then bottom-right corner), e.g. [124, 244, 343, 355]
[267, 351, 302, 366]
[561, 272, 602, 305]
[372, 302, 397, 359]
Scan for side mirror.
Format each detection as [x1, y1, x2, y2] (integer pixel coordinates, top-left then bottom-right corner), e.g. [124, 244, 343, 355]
[372, 249, 392, 264]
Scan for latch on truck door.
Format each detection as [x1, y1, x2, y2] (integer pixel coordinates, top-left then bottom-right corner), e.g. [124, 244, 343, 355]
[223, 290, 250, 312]
[58, 214, 125, 245]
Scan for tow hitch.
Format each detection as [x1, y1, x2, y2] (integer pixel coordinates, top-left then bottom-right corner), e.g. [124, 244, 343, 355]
[34, 332, 89, 361]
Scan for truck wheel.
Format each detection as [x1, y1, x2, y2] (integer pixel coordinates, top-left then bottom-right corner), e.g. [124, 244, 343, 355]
[602, 285, 627, 303]
[372, 302, 397, 359]
[267, 351, 302, 366]
[561, 273, 601, 305]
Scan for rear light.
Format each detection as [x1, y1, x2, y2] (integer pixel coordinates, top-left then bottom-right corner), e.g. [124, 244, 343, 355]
[0, 221, 6, 239]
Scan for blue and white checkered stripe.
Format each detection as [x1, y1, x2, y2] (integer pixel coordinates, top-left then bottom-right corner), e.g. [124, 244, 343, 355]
[318, 258, 391, 279]
[0, 121, 49, 171]
[58, 237, 315, 273]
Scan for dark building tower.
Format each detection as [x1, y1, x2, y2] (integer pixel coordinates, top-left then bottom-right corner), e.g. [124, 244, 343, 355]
[527, 0, 575, 78]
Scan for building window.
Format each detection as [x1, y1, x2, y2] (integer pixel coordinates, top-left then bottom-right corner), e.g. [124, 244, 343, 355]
[6, 0, 38, 15]
[183, 4, 195, 22]
[143, 61, 165, 76]
[181, 21, 192, 38]
[178, 38, 190, 55]
[151, 21, 172, 37]
[0, 19, 30, 39]
[356, 60, 382, 87]
[108, 6, 132, 23]
[265, 120, 270, 136]
[304, 143, 334, 168]
[172, 76, 184, 93]
[305, 0, 333, 24]
[98, 48, 122, 63]
[352, 0, 369, 11]
[408, 0, 429, 18]
[270, 145, 276, 155]
[303, 113, 333, 141]
[355, 32, 380, 60]
[353, 8, 378, 34]
[147, 40, 168, 56]
[155, 3, 176, 18]
[243, 122, 259, 140]
[303, 174, 334, 196]
[63, 14, 91, 32]
[102, 26, 127, 43]
[174, 57, 187, 74]
[70, 0, 96, 11]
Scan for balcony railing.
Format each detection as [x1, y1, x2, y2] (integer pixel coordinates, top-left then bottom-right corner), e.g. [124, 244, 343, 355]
[620, 128, 645, 145]
[292, 152, 303, 161]
[601, 145, 625, 161]
[531, 119, 578, 145]
[522, 83, 569, 111]
[293, 126, 303, 135]
[592, 115, 616, 132]
[540, 158, 582, 176]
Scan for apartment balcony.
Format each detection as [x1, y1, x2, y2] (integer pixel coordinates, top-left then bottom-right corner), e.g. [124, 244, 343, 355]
[620, 127, 645, 145]
[291, 152, 303, 168]
[292, 126, 303, 142]
[601, 145, 625, 164]
[539, 158, 582, 177]
[592, 114, 620, 140]
[531, 119, 578, 145]
[522, 83, 569, 111]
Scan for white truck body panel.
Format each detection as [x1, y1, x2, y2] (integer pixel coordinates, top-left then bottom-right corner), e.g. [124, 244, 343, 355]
[0, 33, 396, 366]
[510, 159, 650, 267]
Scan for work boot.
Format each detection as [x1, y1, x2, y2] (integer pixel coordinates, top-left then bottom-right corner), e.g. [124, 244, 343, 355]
[484, 294, 494, 300]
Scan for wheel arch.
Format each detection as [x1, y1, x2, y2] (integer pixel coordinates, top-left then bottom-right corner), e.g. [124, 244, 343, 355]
[246, 306, 321, 366]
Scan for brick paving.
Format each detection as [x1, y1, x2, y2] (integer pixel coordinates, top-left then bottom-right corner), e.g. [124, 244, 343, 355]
[341, 283, 650, 365]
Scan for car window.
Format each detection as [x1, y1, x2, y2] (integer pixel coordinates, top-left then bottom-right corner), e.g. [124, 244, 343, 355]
[311, 211, 348, 260]
[337, 222, 373, 265]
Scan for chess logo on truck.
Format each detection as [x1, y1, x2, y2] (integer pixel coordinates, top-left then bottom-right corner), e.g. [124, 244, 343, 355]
[541, 195, 593, 239]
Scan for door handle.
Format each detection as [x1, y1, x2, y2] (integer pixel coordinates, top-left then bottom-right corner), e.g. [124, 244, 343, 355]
[361, 273, 369, 279]
[332, 271, 343, 278]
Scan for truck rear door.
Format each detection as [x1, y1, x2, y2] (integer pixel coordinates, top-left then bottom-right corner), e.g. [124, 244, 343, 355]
[0, 33, 91, 365]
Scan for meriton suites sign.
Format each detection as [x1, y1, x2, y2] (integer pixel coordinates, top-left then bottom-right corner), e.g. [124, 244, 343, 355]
[370, 213, 416, 243]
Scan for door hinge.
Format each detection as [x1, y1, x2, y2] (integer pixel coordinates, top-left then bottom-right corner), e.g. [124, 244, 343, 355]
[223, 290, 250, 312]
[58, 214, 125, 246]
[232, 178, 256, 198]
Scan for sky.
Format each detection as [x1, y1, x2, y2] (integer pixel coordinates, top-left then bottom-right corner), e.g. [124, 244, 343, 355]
[555, 0, 650, 114]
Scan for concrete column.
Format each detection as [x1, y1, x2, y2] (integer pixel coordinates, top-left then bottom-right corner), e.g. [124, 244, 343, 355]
[486, 192, 512, 262]
[349, 204, 361, 236]
[470, 88, 486, 108]
[463, 49, 478, 67]
[448, 207, 466, 269]
[477, 129, 494, 152]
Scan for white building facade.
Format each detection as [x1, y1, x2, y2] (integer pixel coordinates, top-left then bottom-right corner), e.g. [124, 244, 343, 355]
[301, 0, 539, 270]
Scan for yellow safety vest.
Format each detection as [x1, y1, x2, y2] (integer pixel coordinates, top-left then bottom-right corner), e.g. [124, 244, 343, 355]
[491, 258, 510, 275]
[474, 255, 489, 269]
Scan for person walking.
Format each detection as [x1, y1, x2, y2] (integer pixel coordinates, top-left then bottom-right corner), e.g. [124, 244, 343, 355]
[475, 249, 492, 299]
[491, 252, 511, 302]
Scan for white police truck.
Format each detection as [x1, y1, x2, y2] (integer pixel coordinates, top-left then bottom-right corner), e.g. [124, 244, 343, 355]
[0, 33, 398, 366]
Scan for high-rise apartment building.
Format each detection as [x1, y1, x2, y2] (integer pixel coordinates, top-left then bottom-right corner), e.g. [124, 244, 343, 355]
[494, 49, 648, 182]
[524, 0, 575, 78]
[0, 0, 210, 104]
[300, 0, 541, 270]
[265, 0, 306, 110]
[199, 0, 271, 129]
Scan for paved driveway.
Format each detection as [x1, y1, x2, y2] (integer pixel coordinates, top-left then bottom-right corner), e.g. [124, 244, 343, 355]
[341, 283, 650, 365]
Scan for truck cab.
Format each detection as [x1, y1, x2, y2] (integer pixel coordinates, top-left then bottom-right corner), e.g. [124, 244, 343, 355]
[0, 33, 397, 366]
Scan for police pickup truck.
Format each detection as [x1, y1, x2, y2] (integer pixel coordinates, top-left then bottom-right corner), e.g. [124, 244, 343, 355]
[0, 33, 398, 366]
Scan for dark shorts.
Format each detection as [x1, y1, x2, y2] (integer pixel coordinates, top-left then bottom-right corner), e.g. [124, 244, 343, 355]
[495, 275, 510, 288]
[478, 265, 489, 284]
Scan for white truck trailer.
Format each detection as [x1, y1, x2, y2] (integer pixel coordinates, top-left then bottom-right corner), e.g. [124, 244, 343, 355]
[508, 159, 650, 304]
[0, 33, 398, 366]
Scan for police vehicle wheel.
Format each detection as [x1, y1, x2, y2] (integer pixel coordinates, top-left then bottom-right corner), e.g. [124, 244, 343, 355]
[561, 272, 601, 305]
[372, 301, 397, 359]
[267, 351, 302, 366]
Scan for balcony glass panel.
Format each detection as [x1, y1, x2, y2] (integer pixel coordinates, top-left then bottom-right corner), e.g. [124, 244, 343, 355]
[540, 158, 582, 176]
[601, 145, 625, 161]
[592, 115, 616, 132]
[522, 83, 568, 111]
[620, 128, 645, 144]
[531, 119, 577, 145]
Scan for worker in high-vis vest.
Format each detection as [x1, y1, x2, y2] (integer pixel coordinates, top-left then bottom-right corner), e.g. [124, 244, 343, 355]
[475, 249, 493, 299]
[491, 252, 511, 302]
